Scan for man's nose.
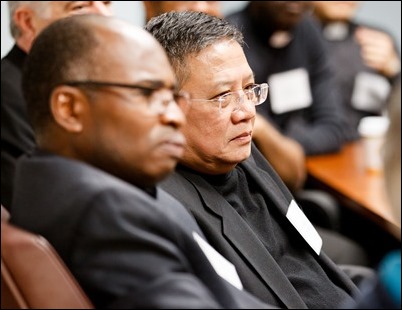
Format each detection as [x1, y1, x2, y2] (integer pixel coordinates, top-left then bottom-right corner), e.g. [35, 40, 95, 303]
[161, 101, 187, 128]
[91, 1, 113, 16]
[234, 92, 254, 112]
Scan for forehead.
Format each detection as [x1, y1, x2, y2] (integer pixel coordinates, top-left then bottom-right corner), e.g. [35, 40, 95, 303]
[96, 29, 176, 83]
[47, 1, 102, 14]
[160, 1, 218, 11]
[49, 1, 78, 11]
[313, 1, 359, 9]
[185, 40, 253, 88]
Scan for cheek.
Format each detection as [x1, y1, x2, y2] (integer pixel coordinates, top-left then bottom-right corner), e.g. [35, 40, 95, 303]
[184, 113, 229, 149]
[95, 110, 153, 150]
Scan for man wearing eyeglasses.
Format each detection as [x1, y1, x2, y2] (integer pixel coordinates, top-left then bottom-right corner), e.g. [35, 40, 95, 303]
[2, 1, 113, 211]
[10, 14, 272, 309]
[146, 11, 361, 308]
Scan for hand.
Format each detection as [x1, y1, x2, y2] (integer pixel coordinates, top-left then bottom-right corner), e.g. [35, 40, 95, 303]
[355, 27, 401, 78]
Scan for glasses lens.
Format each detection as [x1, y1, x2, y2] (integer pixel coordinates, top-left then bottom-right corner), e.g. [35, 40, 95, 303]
[253, 83, 268, 105]
[226, 83, 269, 112]
[257, 83, 268, 105]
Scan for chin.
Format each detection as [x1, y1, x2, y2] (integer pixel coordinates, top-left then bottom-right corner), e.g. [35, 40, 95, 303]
[231, 149, 251, 164]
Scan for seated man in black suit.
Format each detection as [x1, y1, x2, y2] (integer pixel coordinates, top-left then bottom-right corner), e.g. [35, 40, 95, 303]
[10, 14, 270, 309]
[146, 11, 364, 308]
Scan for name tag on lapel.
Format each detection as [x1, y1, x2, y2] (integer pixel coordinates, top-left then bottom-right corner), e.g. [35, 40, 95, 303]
[286, 200, 322, 255]
[193, 232, 243, 290]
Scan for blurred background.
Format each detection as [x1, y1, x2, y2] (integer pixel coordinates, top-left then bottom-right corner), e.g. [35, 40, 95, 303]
[1, 1, 401, 58]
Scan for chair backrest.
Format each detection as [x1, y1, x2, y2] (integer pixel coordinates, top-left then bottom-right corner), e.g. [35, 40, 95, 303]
[1, 205, 94, 309]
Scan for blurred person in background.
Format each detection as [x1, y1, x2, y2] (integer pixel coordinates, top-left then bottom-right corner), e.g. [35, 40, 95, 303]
[226, 1, 346, 156]
[312, 1, 401, 142]
[1, 1, 112, 211]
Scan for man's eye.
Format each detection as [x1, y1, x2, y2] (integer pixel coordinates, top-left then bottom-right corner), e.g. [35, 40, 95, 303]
[139, 88, 154, 97]
[71, 2, 90, 11]
[244, 84, 256, 90]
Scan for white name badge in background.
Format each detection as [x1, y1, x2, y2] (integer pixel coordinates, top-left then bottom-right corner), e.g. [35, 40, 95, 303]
[269, 68, 313, 114]
[352, 72, 391, 113]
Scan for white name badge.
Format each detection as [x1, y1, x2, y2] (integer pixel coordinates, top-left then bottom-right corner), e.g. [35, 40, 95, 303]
[193, 232, 243, 290]
[269, 68, 313, 114]
[351, 72, 391, 113]
[286, 200, 322, 255]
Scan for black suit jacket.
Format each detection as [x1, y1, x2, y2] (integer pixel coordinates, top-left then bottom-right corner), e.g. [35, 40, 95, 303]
[1, 45, 35, 209]
[11, 150, 271, 309]
[160, 144, 359, 308]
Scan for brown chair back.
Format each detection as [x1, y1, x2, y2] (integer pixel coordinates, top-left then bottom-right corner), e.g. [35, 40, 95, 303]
[1, 205, 94, 309]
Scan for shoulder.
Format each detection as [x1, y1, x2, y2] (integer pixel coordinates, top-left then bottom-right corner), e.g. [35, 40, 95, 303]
[1, 57, 22, 88]
[160, 171, 202, 206]
[15, 152, 167, 222]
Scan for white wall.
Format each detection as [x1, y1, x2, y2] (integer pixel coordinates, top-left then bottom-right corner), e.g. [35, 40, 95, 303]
[1, 1, 401, 58]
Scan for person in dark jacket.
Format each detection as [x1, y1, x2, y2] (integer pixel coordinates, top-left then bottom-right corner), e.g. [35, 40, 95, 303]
[146, 11, 363, 308]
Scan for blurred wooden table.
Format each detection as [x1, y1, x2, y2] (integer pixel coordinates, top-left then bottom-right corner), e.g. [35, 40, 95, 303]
[306, 141, 400, 239]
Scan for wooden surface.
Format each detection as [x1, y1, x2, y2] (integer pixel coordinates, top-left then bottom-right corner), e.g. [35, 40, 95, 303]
[306, 141, 400, 238]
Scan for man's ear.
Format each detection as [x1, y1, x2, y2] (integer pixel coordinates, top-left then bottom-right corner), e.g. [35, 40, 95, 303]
[13, 6, 37, 49]
[50, 86, 87, 133]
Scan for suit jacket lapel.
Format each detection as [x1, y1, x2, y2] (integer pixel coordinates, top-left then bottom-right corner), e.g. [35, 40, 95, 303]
[180, 171, 307, 309]
[242, 160, 359, 295]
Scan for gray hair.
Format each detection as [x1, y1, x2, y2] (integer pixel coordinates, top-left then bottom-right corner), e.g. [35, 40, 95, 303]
[8, 1, 51, 39]
[145, 11, 244, 87]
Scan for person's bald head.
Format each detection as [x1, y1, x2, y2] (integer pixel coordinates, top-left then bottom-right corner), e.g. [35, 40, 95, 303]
[23, 14, 184, 187]
[23, 14, 171, 138]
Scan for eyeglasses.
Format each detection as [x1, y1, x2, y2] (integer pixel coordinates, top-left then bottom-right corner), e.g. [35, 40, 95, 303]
[62, 80, 191, 115]
[190, 83, 268, 113]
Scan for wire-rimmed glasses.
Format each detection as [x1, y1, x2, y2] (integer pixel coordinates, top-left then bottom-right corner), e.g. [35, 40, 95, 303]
[190, 83, 268, 113]
[62, 80, 191, 115]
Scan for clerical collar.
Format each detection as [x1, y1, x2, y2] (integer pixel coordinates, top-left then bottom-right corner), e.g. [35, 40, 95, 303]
[322, 22, 349, 41]
[142, 186, 157, 198]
